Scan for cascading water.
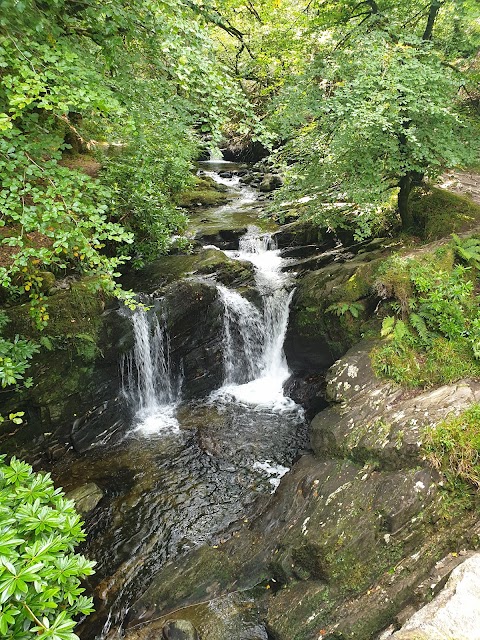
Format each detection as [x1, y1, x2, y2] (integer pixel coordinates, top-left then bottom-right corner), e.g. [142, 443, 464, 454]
[214, 226, 296, 410]
[217, 285, 264, 384]
[122, 307, 180, 433]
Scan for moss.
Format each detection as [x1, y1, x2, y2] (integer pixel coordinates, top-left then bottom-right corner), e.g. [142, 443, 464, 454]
[178, 175, 230, 208]
[5, 276, 106, 362]
[411, 186, 480, 241]
[179, 189, 230, 208]
[372, 336, 480, 389]
[423, 403, 480, 488]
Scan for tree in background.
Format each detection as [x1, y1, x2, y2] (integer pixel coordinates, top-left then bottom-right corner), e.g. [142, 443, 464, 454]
[265, 0, 480, 235]
[0, 0, 254, 390]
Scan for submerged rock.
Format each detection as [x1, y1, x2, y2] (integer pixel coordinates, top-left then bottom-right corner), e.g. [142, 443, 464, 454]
[66, 482, 104, 514]
[162, 619, 199, 640]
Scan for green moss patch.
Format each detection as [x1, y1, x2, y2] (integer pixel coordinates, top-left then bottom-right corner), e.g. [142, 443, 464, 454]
[178, 175, 230, 208]
[411, 186, 480, 241]
[5, 277, 106, 362]
[423, 403, 480, 488]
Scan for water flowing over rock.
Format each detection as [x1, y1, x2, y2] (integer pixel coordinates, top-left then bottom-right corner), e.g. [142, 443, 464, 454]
[122, 306, 180, 433]
[213, 228, 295, 409]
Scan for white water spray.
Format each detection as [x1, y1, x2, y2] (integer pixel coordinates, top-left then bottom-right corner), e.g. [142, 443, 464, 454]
[214, 227, 295, 410]
[122, 309, 180, 434]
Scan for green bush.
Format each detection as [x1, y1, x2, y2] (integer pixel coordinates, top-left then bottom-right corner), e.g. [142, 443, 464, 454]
[0, 456, 95, 639]
[372, 251, 480, 387]
[423, 404, 480, 488]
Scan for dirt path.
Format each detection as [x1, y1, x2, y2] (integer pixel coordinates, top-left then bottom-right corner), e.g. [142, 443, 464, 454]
[440, 170, 480, 205]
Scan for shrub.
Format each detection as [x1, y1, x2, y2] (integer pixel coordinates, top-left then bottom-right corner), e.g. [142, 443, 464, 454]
[423, 404, 480, 488]
[0, 456, 95, 639]
[372, 251, 480, 387]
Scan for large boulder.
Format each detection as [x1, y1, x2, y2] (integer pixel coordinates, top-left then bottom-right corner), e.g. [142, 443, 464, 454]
[311, 341, 480, 469]
[66, 482, 104, 515]
[163, 279, 225, 399]
[382, 554, 480, 640]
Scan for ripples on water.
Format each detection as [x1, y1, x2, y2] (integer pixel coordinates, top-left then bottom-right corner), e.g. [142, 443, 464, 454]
[60, 168, 308, 638]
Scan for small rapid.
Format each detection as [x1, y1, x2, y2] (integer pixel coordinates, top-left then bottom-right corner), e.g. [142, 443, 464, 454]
[213, 227, 296, 410]
[66, 165, 307, 639]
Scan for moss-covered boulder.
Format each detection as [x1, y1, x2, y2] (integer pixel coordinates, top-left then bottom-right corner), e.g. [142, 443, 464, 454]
[284, 253, 383, 373]
[178, 176, 230, 208]
[411, 186, 480, 241]
[311, 341, 480, 469]
[123, 248, 256, 294]
[0, 277, 134, 461]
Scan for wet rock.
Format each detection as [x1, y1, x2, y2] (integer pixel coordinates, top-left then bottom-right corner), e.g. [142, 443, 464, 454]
[273, 220, 336, 249]
[259, 174, 283, 192]
[66, 482, 104, 514]
[162, 619, 199, 640]
[163, 280, 225, 400]
[311, 341, 480, 468]
[383, 554, 480, 640]
[127, 249, 255, 294]
[128, 453, 444, 640]
[283, 372, 328, 419]
[126, 592, 269, 640]
[284, 249, 385, 374]
[221, 140, 269, 163]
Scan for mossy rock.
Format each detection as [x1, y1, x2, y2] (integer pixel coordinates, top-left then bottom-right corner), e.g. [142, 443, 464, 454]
[4, 277, 105, 343]
[285, 256, 383, 372]
[178, 175, 230, 208]
[179, 189, 230, 208]
[411, 186, 480, 241]
[125, 249, 255, 294]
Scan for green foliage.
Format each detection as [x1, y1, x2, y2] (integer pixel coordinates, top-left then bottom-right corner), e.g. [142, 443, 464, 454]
[423, 403, 480, 489]
[451, 233, 480, 270]
[264, 1, 480, 235]
[0, 312, 38, 389]
[0, 455, 95, 639]
[326, 301, 364, 319]
[372, 251, 480, 387]
[0, 0, 256, 387]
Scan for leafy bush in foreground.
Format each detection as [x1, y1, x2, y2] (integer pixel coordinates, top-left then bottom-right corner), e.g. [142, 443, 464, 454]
[0, 456, 95, 639]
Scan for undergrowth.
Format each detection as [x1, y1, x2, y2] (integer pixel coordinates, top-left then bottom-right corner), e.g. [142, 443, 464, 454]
[422, 404, 480, 516]
[423, 404, 480, 488]
[371, 243, 480, 388]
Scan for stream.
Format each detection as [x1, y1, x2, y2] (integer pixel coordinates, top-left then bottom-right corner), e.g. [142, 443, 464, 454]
[53, 162, 308, 638]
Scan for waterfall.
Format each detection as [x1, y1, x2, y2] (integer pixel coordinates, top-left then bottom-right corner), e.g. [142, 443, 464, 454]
[122, 308, 180, 433]
[217, 285, 264, 384]
[215, 227, 295, 410]
[208, 147, 224, 161]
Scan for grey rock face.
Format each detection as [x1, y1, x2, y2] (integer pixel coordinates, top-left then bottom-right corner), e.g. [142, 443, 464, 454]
[384, 554, 480, 640]
[311, 341, 480, 468]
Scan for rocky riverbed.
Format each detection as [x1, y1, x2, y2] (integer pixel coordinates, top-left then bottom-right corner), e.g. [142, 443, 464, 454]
[2, 162, 480, 640]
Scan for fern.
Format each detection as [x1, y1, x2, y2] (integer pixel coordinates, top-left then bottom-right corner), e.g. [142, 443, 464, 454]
[410, 312, 429, 343]
[451, 234, 480, 270]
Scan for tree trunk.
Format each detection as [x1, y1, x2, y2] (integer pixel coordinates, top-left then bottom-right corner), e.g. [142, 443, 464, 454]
[398, 174, 414, 229]
[423, 1, 442, 40]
